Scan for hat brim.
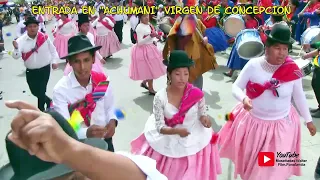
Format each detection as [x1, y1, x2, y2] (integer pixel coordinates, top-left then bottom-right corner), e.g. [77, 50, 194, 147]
[60, 46, 102, 59]
[162, 59, 195, 68]
[0, 138, 107, 180]
[266, 33, 295, 45]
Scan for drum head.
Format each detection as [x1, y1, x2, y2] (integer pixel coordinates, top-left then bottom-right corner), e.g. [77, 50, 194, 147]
[237, 41, 264, 59]
[224, 16, 245, 37]
[301, 27, 320, 45]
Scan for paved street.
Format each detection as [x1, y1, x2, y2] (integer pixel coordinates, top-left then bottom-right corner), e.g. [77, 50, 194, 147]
[0, 19, 319, 180]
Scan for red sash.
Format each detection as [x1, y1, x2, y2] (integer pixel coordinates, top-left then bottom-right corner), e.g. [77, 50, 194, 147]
[98, 18, 113, 31]
[68, 72, 109, 127]
[246, 57, 303, 99]
[21, 32, 48, 61]
[164, 84, 204, 127]
[58, 18, 71, 30]
[107, 15, 116, 24]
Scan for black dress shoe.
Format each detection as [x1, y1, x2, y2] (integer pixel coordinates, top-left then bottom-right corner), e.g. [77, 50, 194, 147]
[311, 110, 320, 118]
[223, 72, 232, 77]
[310, 108, 319, 113]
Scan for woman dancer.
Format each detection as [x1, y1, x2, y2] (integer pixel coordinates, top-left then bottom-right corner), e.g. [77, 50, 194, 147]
[129, 13, 166, 95]
[64, 14, 106, 75]
[53, 13, 77, 59]
[93, 9, 121, 59]
[131, 50, 221, 180]
[219, 24, 317, 180]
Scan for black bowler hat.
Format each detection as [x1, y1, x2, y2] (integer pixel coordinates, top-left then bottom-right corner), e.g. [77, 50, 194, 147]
[77, 13, 90, 23]
[267, 23, 295, 44]
[0, 110, 108, 180]
[24, 16, 39, 26]
[61, 35, 102, 59]
[163, 50, 194, 69]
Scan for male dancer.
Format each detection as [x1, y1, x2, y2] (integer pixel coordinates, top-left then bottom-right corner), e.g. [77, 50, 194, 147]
[12, 16, 59, 111]
[163, 14, 218, 90]
[52, 35, 117, 152]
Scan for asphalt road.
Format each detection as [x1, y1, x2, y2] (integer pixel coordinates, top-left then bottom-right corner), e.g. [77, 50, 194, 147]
[0, 19, 319, 180]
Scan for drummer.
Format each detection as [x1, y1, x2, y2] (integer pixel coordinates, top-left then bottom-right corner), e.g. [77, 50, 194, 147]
[201, 2, 229, 53]
[302, 42, 320, 117]
[223, 3, 261, 78]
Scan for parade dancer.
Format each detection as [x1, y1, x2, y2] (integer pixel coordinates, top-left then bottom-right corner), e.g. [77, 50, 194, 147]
[11, 16, 59, 111]
[35, 13, 46, 33]
[131, 50, 222, 180]
[64, 14, 106, 75]
[113, 0, 126, 43]
[218, 24, 317, 180]
[93, 9, 121, 59]
[15, 13, 29, 39]
[53, 35, 118, 152]
[129, 13, 166, 95]
[163, 13, 218, 90]
[53, 13, 77, 59]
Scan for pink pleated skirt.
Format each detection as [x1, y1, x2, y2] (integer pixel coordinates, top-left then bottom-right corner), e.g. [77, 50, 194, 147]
[53, 33, 74, 59]
[129, 44, 166, 81]
[131, 134, 222, 180]
[63, 54, 105, 75]
[219, 103, 302, 180]
[96, 32, 121, 57]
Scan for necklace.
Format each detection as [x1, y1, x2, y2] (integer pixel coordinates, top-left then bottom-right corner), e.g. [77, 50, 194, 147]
[260, 58, 282, 73]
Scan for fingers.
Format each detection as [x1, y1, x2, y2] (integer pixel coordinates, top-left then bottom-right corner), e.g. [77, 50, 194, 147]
[5, 100, 40, 111]
[11, 109, 42, 137]
[8, 133, 28, 150]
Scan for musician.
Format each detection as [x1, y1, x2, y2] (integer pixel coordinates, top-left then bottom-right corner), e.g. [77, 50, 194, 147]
[201, 7, 228, 53]
[298, 1, 320, 26]
[302, 42, 320, 117]
[223, 4, 260, 78]
[163, 14, 218, 90]
[12, 16, 59, 111]
[219, 23, 316, 180]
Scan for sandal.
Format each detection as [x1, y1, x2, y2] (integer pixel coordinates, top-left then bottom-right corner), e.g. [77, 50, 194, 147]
[149, 91, 157, 96]
[223, 72, 232, 77]
[140, 83, 148, 90]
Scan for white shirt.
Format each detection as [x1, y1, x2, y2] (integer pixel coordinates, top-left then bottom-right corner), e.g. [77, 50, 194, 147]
[92, 16, 114, 36]
[16, 19, 26, 38]
[12, 33, 59, 69]
[232, 56, 312, 122]
[54, 19, 77, 36]
[156, 11, 165, 22]
[143, 88, 212, 158]
[130, 15, 139, 30]
[52, 71, 117, 139]
[117, 152, 168, 180]
[114, 14, 126, 22]
[135, 23, 156, 45]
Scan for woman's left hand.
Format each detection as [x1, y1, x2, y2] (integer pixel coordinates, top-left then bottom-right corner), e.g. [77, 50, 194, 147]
[200, 116, 211, 128]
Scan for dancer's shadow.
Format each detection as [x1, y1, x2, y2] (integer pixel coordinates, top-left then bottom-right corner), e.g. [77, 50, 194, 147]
[133, 94, 154, 113]
[204, 90, 222, 110]
[210, 65, 229, 81]
[302, 78, 312, 91]
[106, 57, 123, 70]
[209, 115, 222, 132]
[121, 43, 132, 49]
[17, 70, 26, 77]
